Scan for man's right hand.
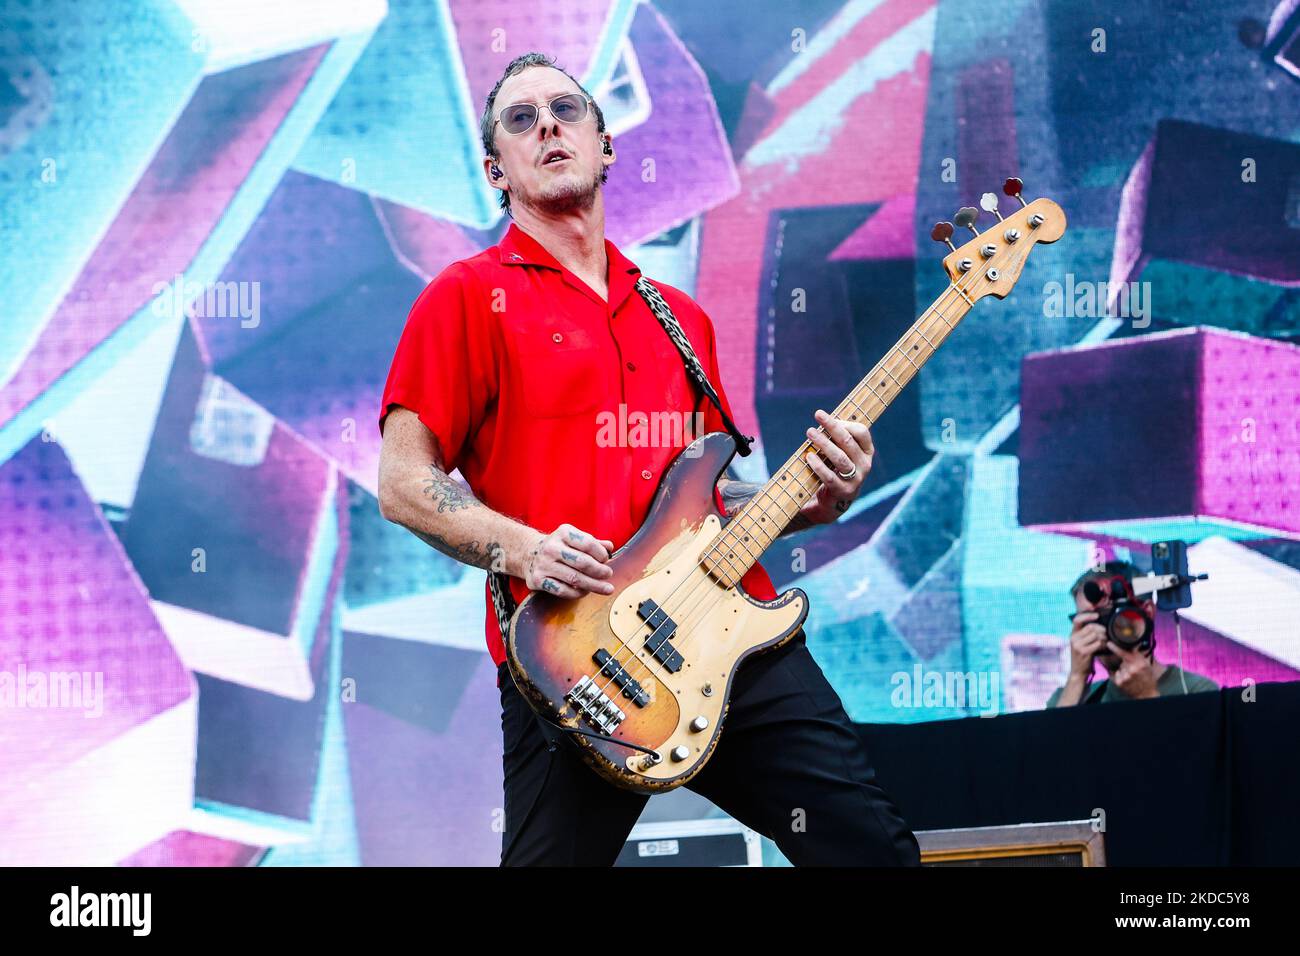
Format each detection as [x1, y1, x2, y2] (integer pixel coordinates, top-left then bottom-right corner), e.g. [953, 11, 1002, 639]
[1068, 611, 1107, 677]
[521, 524, 617, 599]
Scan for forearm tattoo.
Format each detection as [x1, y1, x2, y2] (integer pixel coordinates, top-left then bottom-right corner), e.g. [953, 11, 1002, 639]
[717, 478, 762, 518]
[412, 530, 504, 572]
[421, 464, 481, 513]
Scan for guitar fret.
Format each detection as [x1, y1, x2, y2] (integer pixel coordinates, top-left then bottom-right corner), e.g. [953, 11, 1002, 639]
[880, 363, 904, 390]
[897, 345, 921, 373]
[695, 260, 1000, 590]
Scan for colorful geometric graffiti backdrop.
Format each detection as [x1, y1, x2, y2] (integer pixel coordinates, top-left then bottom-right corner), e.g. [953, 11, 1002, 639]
[2, 0, 1299, 865]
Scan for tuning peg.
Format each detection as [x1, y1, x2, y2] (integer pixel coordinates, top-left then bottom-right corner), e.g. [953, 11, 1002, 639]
[1003, 177, 1028, 208]
[930, 221, 956, 252]
[980, 192, 1004, 221]
[954, 206, 980, 236]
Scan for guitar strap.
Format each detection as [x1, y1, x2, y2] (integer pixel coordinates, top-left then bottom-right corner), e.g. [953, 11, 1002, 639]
[488, 276, 755, 649]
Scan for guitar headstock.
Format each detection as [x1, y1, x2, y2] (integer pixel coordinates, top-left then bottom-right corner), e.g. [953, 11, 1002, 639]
[930, 178, 1067, 304]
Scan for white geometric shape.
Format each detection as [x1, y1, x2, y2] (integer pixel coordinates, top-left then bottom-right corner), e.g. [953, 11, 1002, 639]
[1181, 537, 1300, 670]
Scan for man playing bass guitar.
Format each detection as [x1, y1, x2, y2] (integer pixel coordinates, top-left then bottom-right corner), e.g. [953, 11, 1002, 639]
[377, 52, 920, 867]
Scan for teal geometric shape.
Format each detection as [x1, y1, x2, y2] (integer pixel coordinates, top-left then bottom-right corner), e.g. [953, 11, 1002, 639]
[0, 1, 204, 386]
[262, 605, 361, 866]
[291, 0, 635, 228]
[962, 454, 1094, 709]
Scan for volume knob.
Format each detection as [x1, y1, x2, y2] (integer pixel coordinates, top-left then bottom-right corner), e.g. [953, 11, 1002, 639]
[689, 715, 709, 732]
[670, 745, 690, 762]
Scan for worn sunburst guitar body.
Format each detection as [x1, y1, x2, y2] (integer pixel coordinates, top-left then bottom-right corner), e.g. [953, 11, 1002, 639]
[506, 180, 1066, 793]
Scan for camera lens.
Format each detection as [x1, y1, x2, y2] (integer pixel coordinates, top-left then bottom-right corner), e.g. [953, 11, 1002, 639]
[1108, 608, 1147, 647]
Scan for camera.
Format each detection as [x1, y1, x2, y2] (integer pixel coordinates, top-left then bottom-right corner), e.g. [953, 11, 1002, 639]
[1079, 575, 1152, 652]
[1070, 540, 1207, 656]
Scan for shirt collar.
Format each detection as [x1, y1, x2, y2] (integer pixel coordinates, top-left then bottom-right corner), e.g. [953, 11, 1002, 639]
[498, 223, 642, 310]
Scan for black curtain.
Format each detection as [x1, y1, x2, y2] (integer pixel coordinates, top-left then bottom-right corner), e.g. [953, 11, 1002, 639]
[858, 681, 1300, 865]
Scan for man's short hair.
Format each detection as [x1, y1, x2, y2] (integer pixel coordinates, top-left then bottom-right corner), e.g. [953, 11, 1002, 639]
[479, 51, 608, 217]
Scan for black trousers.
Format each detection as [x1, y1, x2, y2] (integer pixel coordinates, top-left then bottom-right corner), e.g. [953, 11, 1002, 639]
[498, 630, 921, 866]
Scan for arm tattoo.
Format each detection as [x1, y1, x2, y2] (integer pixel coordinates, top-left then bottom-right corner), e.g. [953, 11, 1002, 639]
[421, 464, 481, 514]
[412, 530, 504, 572]
[717, 478, 763, 518]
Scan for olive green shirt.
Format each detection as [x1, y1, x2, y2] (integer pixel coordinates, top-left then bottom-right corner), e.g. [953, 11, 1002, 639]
[1046, 665, 1219, 708]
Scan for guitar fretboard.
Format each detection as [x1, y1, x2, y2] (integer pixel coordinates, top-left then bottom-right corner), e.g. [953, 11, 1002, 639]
[699, 281, 977, 588]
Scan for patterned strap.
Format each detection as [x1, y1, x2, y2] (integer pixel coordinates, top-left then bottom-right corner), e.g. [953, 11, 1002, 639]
[489, 566, 516, 649]
[490, 276, 756, 648]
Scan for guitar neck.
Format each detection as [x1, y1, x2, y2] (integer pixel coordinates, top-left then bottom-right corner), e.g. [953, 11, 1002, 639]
[699, 280, 978, 588]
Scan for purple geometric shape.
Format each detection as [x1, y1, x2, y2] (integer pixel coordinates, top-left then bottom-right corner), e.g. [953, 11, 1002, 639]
[375, 198, 485, 282]
[193, 489, 346, 824]
[0, 435, 193, 774]
[118, 830, 262, 867]
[0, 45, 330, 431]
[192, 174, 470, 493]
[956, 57, 1019, 220]
[448, 0, 615, 109]
[194, 172, 390, 368]
[602, 3, 740, 246]
[1020, 327, 1300, 535]
[1112, 119, 1300, 290]
[343, 651, 502, 866]
[122, 321, 334, 636]
[216, 265, 426, 496]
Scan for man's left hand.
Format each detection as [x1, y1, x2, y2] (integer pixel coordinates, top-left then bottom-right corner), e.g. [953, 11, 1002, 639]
[1107, 641, 1160, 699]
[799, 408, 873, 525]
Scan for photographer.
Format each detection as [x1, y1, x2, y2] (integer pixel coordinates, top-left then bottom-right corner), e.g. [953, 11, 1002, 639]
[1046, 560, 1217, 707]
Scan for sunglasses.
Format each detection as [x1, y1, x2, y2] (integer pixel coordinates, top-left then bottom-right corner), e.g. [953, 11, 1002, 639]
[494, 93, 593, 135]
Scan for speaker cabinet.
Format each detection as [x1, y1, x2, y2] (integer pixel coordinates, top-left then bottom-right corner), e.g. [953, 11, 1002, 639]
[917, 821, 1106, 867]
[615, 819, 762, 867]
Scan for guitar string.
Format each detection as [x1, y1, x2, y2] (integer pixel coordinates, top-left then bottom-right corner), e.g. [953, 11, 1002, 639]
[583, 261, 994, 718]
[647, 268, 987, 674]
[594, 266, 989, 711]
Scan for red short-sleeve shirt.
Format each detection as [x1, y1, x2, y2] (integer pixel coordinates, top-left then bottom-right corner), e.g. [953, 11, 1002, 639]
[379, 223, 777, 668]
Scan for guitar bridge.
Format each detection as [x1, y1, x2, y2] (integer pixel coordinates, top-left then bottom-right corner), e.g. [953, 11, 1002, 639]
[565, 675, 627, 736]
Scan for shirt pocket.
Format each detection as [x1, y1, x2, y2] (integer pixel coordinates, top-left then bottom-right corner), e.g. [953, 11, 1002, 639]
[514, 323, 607, 419]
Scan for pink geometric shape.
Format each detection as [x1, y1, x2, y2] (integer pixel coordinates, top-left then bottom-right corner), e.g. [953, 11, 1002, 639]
[829, 194, 917, 261]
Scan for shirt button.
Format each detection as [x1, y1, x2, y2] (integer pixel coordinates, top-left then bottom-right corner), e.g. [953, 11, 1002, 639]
[626, 361, 636, 371]
[552, 332, 563, 343]
[641, 469, 652, 480]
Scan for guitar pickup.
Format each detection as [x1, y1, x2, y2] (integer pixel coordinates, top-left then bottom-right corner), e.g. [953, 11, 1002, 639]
[636, 599, 684, 673]
[593, 648, 650, 707]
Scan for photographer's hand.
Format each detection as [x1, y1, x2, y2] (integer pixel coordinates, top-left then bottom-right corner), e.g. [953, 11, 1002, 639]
[1106, 641, 1160, 699]
[1055, 612, 1107, 706]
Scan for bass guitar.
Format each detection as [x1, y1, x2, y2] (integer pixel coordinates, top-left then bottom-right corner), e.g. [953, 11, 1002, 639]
[506, 178, 1066, 793]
